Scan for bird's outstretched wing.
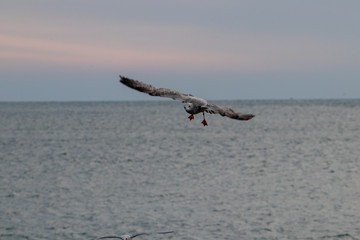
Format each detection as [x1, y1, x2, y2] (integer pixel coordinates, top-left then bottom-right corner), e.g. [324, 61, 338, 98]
[206, 104, 255, 120]
[120, 75, 192, 101]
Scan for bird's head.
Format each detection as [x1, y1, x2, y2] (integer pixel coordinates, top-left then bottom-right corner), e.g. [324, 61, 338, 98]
[183, 102, 194, 113]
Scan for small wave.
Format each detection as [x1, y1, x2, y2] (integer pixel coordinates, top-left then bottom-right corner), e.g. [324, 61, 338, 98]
[320, 233, 359, 240]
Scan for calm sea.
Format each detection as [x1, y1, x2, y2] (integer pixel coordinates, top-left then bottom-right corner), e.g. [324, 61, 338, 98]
[1, 100, 360, 240]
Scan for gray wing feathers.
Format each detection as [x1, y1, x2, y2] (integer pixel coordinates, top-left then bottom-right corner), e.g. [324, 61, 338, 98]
[120, 76, 191, 100]
[207, 104, 254, 120]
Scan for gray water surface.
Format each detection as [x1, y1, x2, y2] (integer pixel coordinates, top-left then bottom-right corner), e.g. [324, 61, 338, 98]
[1, 100, 360, 240]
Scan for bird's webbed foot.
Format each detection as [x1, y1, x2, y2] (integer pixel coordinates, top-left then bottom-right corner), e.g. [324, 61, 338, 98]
[188, 115, 194, 120]
[201, 119, 208, 126]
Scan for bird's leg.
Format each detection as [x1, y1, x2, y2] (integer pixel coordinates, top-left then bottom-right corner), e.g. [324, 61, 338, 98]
[201, 112, 208, 126]
[188, 114, 194, 120]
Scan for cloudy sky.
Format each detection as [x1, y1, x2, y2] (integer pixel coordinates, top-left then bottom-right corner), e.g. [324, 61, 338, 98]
[1, 0, 359, 101]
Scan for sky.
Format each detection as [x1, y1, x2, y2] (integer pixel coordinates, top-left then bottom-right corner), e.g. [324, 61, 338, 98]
[0, 0, 359, 101]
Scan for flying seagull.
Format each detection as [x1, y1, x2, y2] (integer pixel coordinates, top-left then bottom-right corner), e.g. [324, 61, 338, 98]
[120, 75, 254, 126]
[94, 231, 174, 240]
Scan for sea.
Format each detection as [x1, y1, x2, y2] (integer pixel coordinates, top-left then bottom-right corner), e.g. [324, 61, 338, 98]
[1, 100, 360, 240]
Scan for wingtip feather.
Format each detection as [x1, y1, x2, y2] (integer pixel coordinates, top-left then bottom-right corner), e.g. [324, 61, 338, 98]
[241, 114, 255, 120]
[119, 75, 129, 84]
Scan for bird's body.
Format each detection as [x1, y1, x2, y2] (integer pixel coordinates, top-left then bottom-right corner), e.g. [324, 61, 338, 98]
[120, 75, 254, 126]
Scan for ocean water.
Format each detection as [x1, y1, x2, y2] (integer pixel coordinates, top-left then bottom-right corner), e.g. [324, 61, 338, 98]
[1, 100, 360, 240]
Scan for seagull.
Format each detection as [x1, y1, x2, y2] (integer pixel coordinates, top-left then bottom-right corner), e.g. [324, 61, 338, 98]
[94, 231, 174, 240]
[120, 76, 255, 126]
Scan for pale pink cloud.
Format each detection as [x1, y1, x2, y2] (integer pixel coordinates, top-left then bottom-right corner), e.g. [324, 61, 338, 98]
[0, 34, 229, 71]
[0, 27, 356, 73]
